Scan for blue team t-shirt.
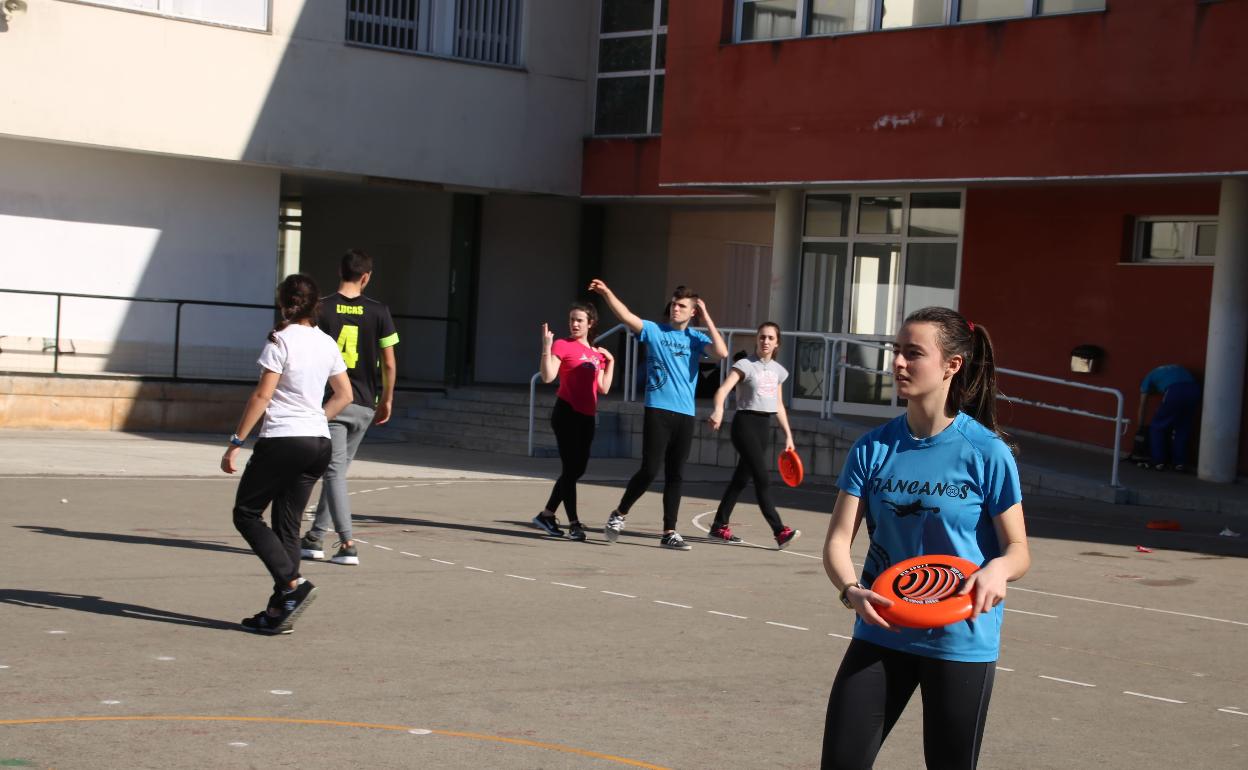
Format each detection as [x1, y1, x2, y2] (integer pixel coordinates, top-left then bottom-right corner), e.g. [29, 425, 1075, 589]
[836, 412, 1023, 663]
[1140, 365, 1195, 394]
[639, 320, 712, 417]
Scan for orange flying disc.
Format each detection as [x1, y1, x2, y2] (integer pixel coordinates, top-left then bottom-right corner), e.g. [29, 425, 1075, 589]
[870, 555, 979, 629]
[778, 448, 804, 487]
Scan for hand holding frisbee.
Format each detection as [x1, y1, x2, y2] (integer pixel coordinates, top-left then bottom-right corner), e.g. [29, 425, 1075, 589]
[778, 448, 804, 487]
[869, 555, 980, 629]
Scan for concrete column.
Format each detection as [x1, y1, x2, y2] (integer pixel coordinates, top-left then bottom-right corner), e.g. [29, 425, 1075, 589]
[767, 189, 803, 330]
[1198, 177, 1248, 483]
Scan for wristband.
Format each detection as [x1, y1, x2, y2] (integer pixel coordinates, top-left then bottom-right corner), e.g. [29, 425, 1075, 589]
[228, 433, 245, 448]
[839, 581, 864, 610]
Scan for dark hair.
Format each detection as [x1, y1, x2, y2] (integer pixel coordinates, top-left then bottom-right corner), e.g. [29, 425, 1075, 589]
[340, 249, 374, 282]
[665, 285, 699, 319]
[269, 273, 321, 343]
[757, 321, 782, 348]
[568, 301, 599, 343]
[903, 306, 1007, 444]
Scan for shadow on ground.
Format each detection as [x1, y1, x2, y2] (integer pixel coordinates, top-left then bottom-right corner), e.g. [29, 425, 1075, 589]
[0, 588, 238, 631]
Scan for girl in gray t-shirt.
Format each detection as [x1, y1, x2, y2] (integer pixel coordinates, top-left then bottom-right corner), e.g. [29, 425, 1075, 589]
[707, 322, 801, 549]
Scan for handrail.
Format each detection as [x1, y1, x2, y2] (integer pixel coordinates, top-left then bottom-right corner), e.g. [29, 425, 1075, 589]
[830, 337, 1128, 488]
[527, 323, 627, 457]
[0, 287, 455, 382]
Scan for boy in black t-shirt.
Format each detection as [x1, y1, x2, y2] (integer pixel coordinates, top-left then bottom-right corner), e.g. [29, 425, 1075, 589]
[300, 250, 399, 565]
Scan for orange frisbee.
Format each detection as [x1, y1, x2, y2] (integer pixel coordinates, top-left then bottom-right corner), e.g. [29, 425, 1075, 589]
[870, 555, 979, 629]
[778, 448, 804, 487]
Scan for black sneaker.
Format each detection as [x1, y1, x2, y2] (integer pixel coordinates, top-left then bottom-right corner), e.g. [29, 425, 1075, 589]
[300, 533, 325, 560]
[241, 610, 291, 635]
[330, 542, 359, 566]
[660, 532, 692, 551]
[274, 580, 317, 633]
[532, 513, 564, 537]
[567, 522, 587, 542]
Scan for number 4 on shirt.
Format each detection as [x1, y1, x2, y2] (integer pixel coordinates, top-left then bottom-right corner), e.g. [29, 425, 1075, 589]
[336, 325, 360, 369]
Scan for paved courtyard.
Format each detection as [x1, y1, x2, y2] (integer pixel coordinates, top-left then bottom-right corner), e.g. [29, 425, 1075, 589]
[0, 433, 1245, 768]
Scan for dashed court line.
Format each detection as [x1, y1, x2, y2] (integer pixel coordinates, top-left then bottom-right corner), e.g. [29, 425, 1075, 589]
[464, 566, 493, 573]
[1124, 691, 1185, 704]
[1039, 675, 1096, 688]
[601, 591, 637, 599]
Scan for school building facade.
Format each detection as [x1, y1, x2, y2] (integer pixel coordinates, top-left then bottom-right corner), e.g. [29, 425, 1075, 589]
[1, 0, 1245, 481]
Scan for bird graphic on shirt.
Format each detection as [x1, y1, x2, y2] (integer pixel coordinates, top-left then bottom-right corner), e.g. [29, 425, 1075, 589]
[883, 499, 941, 518]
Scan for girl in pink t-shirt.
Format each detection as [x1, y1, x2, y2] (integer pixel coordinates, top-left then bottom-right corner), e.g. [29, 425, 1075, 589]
[533, 302, 615, 541]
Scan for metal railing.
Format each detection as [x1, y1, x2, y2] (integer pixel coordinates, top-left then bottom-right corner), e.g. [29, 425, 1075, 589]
[0, 288, 455, 385]
[527, 323, 627, 456]
[831, 337, 1129, 488]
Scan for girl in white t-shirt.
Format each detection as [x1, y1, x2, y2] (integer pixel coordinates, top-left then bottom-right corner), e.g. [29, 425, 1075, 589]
[707, 322, 800, 549]
[221, 274, 352, 635]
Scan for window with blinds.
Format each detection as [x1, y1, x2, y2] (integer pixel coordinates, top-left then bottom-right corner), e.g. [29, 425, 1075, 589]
[346, 0, 524, 67]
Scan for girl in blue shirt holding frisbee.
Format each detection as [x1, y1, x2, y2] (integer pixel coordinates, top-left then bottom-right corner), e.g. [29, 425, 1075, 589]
[821, 306, 1031, 769]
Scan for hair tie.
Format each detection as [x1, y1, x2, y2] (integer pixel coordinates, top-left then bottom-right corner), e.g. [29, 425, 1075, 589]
[968, 321, 976, 333]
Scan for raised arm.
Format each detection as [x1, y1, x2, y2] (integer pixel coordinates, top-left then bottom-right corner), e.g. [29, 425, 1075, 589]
[539, 323, 560, 383]
[588, 279, 643, 335]
[693, 298, 729, 360]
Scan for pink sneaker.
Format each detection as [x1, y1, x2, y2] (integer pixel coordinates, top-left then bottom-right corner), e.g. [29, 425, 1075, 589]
[709, 525, 742, 543]
[775, 527, 801, 550]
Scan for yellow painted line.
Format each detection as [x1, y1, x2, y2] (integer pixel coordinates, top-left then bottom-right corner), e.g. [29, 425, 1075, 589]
[0, 715, 672, 769]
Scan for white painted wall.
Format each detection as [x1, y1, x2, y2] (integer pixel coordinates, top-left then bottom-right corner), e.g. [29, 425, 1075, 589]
[475, 194, 581, 383]
[0, 136, 280, 375]
[0, 0, 591, 196]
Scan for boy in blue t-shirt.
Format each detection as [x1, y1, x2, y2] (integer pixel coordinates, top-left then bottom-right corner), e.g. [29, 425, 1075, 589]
[588, 279, 728, 550]
[1135, 364, 1200, 471]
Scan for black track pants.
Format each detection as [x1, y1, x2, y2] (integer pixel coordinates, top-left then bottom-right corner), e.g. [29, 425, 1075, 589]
[617, 407, 694, 531]
[232, 436, 331, 592]
[712, 410, 785, 534]
[821, 639, 995, 770]
[544, 398, 596, 523]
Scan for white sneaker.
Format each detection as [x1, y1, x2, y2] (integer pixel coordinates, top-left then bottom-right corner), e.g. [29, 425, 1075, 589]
[604, 513, 626, 543]
[660, 532, 691, 551]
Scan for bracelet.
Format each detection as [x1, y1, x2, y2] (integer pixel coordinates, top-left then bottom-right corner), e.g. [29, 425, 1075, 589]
[839, 581, 864, 610]
[228, 433, 245, 448]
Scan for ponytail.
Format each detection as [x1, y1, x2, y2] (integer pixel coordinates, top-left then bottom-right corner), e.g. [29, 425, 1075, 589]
[903, 307, 1010, 449]
[269, 273, 321, 343]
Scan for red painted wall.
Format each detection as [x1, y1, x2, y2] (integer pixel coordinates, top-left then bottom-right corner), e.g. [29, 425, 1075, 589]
[583, 137, 664, 197]
[960, 183, 1247, 474]
[658, 0, 1248, 186]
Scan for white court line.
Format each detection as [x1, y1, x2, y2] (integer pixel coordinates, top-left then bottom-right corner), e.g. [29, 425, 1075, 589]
[1123, 691, 1185, 704]
[1217, 708, 1248, 717]
[374, 545, 393, 551]
[654, 600, 692, 609]
[766, 621, 809, 631]
[464, 566, 493, 573]
[690, 511, 821, 560]
[430, 559, 455, 565]
[601, 591, 637, 599]
[1011, 586, 1248, 627]
[996, 667, 1015, 672]
[355, 539, 369, 544]
[708, 611, 748, 619]
[506, 574, 536, 581]
[1005, 608, 1057, 618]
[400, 552, 420, 558]
[374, 487, 390, 491]
[1039, 675, 1096, 688]
[552, 582, 586, 590]
[828, 632, 852, 640]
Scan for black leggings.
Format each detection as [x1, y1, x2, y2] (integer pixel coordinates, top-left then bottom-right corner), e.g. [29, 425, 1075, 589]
[544, 398, 596, 523]
[822, 639, 995, 770]
[713, 410, 785, 534]
[232, 436, 331, 592]
[617, 407, 695, 531]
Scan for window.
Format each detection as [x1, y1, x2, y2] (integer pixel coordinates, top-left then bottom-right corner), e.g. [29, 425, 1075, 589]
[64, 0, 269, 30]
[733, 0, 1106, 40]
[595, 0, 667, 135]
[793, 191, 963, 409]
[345, 0, 525, 67]
[1133, 218, 1217, 264]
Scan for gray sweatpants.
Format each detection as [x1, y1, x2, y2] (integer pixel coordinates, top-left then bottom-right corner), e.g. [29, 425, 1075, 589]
[309, 402, 375, 542]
